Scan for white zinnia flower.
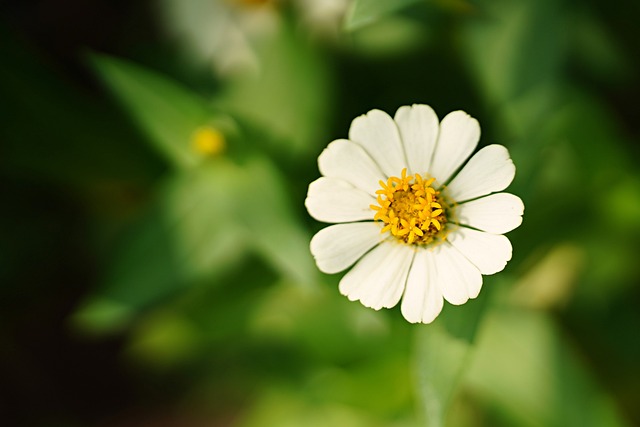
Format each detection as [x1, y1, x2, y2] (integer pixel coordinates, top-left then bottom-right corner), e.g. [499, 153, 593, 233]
[305, 104, 524, 324]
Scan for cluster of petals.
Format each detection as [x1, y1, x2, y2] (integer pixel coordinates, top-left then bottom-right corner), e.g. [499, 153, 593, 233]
[305, 104, 524, 323]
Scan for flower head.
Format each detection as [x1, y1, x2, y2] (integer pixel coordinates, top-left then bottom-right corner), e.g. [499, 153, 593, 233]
[305, 105, 524, 323]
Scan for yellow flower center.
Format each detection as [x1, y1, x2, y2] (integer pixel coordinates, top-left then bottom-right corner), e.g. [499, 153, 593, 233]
[370, 168, 448, 245]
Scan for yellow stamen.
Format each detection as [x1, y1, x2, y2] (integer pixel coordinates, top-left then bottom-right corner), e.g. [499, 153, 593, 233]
[370, 170, 449, 245]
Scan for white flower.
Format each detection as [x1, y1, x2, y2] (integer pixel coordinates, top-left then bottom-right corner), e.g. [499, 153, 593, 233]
[305, 105, 524, 323]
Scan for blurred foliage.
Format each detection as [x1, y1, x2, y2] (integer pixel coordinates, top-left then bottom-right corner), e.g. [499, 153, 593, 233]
[1, 0, 640, 426]
[344, 0, 421, 31]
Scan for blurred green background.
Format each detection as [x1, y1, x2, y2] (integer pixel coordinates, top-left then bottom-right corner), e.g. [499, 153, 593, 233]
[1, 0, 639, 426]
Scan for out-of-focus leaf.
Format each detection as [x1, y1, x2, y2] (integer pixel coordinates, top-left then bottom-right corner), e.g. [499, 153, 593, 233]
[75, 152, 318, 334]
[248, 282, 416, 420]
[239, 387, 385, 427]
[126, 310, 199, 368]
[344, 0, 421, 31]
[413, 292, 488, 427]
[607, 177, 640, 231]
[306, 351, 414, 418]
[74, 161, 248, 333]
[349, 16, 428, 57]
[578, 234, 638, 307]
[124, 259, 281, 373]
[507, 89, 632, 256]
[548, 91, 632, 181]
[250, 283, 387, 362]
[461, 0, 565, 106]
[237, 157, 317, 285]
[459, 0, 568, 210]
[0, 28, 161, 187]
[90, 53, 213, 169]
[72, 299, 134, 335]
[218, 24, 331, 158]
[509, 243, 585, 310]
[504, 89, 634, 268]
[571, 8, 632, 83]
[465, 307, 631, 427]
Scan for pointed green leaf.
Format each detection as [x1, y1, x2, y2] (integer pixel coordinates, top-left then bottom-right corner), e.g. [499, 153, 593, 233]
[90, 53, 212, 169]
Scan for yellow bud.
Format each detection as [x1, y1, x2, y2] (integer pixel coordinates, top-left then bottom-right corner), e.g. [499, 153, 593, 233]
[191, 126, 225, 156]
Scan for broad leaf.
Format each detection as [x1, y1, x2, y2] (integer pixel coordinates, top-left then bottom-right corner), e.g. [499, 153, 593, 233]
[461, 0, 565, 106]
[465, 307, 631, 427]
[75, 161, 248, 333]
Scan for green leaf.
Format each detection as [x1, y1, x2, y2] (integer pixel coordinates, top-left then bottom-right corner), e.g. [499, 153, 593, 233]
[465, 307, 631, 427]
[126, 310, 199, 368]
[237, 157, 318, 286]
[72, 298, 134, 335]
[0, 30, 161, 187]
[74, 161, 249, 334]
[461, 0, 565, 105]
[74, 153, 318, 334]
[344, 0, 422, 31]
[459, 0, 569, 211]
[570, 8, 632, 83]
[349, 16, 429, 57]
[218, 24, 330, 158]
[240, 387, 382, 427]
[90, 53, 213, 169]
[413, 292, 488, 427]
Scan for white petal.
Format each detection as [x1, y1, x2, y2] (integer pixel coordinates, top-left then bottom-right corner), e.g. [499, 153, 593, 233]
[318, 139, 385, 196]
[394, 104, 439, 176]
[456, 193, 524, 234]
[433, 244, 483, 305]
[310, 222, 383, 274]
[446, 144, 516, 203]
[349, 109, 406, 178]
[447, 226, 513, 275]
[305, 177, 374, 223]
[339, 243, 414, 310]
[429, 111, 480, 184]
[400, 249, 444, 324]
